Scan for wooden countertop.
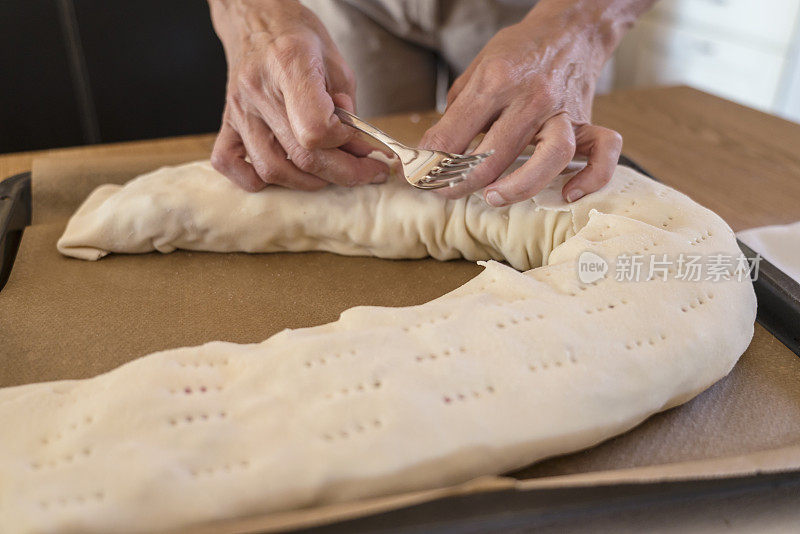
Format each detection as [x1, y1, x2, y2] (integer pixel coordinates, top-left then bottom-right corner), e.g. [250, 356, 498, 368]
[594, 86, 800, 231]
[3, 85, 799, 232]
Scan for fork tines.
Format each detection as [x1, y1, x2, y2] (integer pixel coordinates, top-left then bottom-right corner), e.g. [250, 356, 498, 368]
[420, 152, 494, 188]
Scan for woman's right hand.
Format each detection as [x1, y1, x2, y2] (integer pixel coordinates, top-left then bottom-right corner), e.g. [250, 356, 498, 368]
[208, 0, 389, 191]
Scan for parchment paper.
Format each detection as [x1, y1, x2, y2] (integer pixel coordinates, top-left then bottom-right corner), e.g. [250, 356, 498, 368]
[1, 151, 799, 533]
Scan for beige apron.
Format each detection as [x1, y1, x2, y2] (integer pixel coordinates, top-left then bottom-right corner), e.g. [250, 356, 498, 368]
[301, 0, 538, 115]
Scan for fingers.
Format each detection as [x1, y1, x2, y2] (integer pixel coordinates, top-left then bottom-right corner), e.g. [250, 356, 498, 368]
[331, 91, 355, 114]
[247, 75, 389, 188]
[219, 18, 390, 191]
[211, 121, 266, 192]
[278, 50, 353, 150]
[432, 106, 538, 200]
[419, 84, 496, 155]
[561, 124, 622, 202]
[214, 111, 385, 192]
[484, 114, 577, 206]
[286, 143, 390, 187]
[213, 112, 329, 192]
[275, 128, 389, 187]
[444, 64, 476, 108]
[281, 74, 352, 150]
[256, 94, 389, 187]
[238, 115, 329, 191]
[326, 52, 357, 108]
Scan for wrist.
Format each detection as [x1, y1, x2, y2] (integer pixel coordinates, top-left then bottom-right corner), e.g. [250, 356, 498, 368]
[521, 0, 653, 65]
[208, 0, 303, 60]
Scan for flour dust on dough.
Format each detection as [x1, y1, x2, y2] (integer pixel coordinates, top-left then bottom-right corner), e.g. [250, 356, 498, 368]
[1, 161, 755, 533]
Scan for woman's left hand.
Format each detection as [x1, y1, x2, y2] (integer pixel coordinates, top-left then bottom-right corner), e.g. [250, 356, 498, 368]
[420, 0, 652, 205]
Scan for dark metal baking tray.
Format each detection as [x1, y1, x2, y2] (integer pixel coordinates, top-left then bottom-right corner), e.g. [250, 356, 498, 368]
[298, 471, 800, 533]
[738, 240, 800, 357]
[0, 171, 31, 293]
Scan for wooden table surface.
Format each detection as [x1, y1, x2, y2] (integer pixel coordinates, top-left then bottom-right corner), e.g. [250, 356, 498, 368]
[3, 85, 800, 233]
[2, 85, 800, 532]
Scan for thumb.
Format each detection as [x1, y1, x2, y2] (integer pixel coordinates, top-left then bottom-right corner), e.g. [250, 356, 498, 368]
[280, 66, 353, 150]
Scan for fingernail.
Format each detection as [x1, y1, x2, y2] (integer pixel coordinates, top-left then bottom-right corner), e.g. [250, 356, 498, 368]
[566, 189, 585, 203]
[373, 172, 388, 183]
[486, 190, 505, 207]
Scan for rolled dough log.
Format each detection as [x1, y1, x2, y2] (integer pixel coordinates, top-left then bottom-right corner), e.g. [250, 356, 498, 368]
[1, 162, 755, 533]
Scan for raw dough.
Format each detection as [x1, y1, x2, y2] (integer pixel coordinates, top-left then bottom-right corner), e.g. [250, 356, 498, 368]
[1, 162, 755, 533]
[56, 160, 576, 269]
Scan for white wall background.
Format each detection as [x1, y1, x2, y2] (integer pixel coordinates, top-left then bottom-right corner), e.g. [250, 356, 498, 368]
[612, 0, 800, 123]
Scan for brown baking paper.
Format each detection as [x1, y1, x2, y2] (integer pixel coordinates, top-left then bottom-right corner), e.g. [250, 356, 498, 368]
[2, 134, 800, 532]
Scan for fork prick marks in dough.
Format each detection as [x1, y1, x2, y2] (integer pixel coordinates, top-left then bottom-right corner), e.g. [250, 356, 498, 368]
[625, 332, 669, 351]
[30, 446, 93, 472]
[528, 347, 580, 372]
[189, 459, 251, 478]
[323, 379, 383, 400]
[304, 349, 358, 369]
[39, 415, 95, 446]
[400, 313, 453, 334]
[168, 411, 228, 427]
[442, 385, 496, 405]
[39, 491, 105, 510]
[415, 346, 466, 363]
[168, 384, 224, 395]
[584, 298, 629, 315]
[679, 290, 715, 313]
[174, 358, 230, 369]
[322, 418, 384, 442]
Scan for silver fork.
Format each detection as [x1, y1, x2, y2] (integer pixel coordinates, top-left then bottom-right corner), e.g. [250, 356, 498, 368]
[334, 107, 492, 190]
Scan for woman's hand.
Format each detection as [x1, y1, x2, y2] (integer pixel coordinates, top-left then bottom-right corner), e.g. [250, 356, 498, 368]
[208, 0, 389, 192]
[421, 0, 653, 205]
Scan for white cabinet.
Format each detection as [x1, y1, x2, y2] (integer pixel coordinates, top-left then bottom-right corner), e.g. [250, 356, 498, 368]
[651, 0, 800, 48]
[614, 0, 800, 121]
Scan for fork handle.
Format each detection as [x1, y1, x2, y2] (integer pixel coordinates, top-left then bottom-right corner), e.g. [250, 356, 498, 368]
[334, 107, 407, 156]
